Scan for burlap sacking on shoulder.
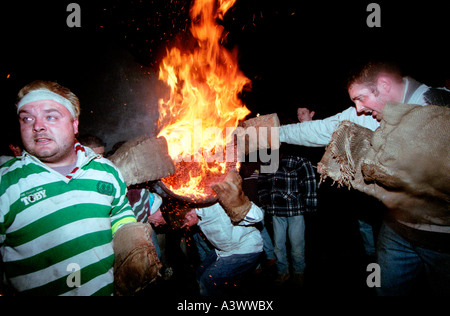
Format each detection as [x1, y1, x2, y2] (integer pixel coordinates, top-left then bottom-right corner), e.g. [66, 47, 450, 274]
[318, 103, 450, 226]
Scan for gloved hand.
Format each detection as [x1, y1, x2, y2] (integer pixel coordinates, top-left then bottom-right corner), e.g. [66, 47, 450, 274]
[234, 113, 280, 155]
[113, 222, 162, 296]
[211, 168, 252, 223]
[108, 136, 175, 186]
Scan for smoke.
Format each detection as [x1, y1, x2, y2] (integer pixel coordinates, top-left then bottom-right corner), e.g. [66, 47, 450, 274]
[76, 42, 169, 152]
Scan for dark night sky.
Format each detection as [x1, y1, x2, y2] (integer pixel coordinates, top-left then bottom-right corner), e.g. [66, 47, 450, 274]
[0, 0, 448, 152]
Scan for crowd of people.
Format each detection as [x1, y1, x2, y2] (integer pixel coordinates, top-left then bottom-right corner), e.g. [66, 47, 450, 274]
[0, 61, 449, 297]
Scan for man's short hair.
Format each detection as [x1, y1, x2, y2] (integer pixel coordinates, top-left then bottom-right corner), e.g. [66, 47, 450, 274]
[16, 80, 81, 119]
[346, 61, 403, 90]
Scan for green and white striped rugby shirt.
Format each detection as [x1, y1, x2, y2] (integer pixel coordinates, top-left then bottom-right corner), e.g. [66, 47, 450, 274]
[0, 143, 136, 295]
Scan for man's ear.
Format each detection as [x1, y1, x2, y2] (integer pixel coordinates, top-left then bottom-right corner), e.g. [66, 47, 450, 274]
[377, 75, 392, 94]
[73, 118, 79, 136]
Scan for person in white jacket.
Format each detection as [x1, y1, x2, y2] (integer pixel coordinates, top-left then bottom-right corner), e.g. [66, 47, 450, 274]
[182, 169, 264, 296]
[275, 61, 450, 296]
[280, 65, 442, 147]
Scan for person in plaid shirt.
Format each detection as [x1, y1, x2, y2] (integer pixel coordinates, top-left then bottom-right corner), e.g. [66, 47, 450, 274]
[258, 144, 318, 286]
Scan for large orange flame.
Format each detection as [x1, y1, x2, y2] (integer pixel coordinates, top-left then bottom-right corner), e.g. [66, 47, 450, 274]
[157, 0, 251, 200]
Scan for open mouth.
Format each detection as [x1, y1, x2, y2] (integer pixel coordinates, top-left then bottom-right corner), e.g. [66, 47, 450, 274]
[34, 137, 52, 144]
[366, 110, 380, 120]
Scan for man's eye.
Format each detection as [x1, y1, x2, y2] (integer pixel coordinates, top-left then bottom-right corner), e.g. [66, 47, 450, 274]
[21, 117, 33, 123]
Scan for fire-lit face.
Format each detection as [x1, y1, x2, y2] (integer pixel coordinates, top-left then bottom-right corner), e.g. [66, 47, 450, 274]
[18, 100, 79, 167]
[148, 209, 167, 227]
[348, 83, 389, 121]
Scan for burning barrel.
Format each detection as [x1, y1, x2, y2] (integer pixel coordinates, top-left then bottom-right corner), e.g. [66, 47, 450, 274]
[114, 0, 281, 227]
[154, 0, 250, 213]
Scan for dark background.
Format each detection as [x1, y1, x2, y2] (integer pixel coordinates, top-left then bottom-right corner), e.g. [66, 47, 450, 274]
[0, 0, 448, 152]
[0, 0, 447, 299]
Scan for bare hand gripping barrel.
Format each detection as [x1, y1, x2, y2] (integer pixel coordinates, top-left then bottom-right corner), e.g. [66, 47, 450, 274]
[108, 136, 176, 186]
[318, 102, 450, 227]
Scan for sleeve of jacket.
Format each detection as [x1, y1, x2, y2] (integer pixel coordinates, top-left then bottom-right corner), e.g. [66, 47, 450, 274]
[298, 159, 318, 213]
[257, 169, 272, 209]
[279, 107, 380, 147]
[238, 203, 264, 226]
[109, 166, 137, 237]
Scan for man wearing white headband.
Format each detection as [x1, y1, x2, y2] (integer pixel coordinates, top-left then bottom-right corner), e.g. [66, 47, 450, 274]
[15, 81, 81, 167]
[17, 89, 78, 118]
[0, 80, 139, 295]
